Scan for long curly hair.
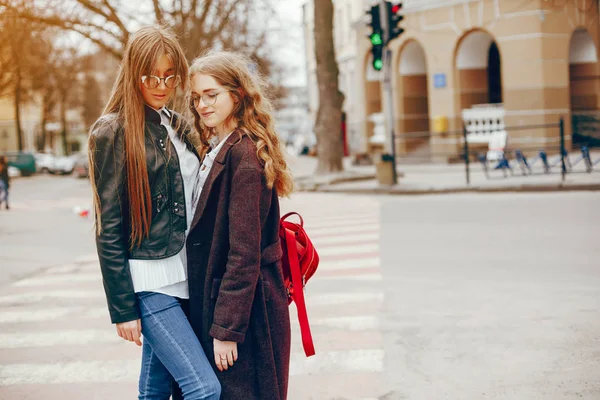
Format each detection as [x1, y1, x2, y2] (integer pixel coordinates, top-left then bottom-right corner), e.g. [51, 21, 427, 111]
[89, 26, 189, 247]
[188, 51, 293, 197]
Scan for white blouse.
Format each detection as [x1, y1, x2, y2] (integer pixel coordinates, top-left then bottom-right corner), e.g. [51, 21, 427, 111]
[196, 133, 233, 194]
[128, 108, 201, 299]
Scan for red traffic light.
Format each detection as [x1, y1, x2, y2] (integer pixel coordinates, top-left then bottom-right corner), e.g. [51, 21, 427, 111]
[391, 4, 401, 13]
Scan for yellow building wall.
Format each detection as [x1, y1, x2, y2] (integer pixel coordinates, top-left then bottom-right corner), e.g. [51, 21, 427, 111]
[361, 0, 600, 160]
[0, 97, 17, 152]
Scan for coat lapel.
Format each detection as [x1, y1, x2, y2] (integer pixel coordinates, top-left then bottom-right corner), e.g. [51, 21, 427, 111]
[190, 133, 241, 231]
[170, 112, 204, 162]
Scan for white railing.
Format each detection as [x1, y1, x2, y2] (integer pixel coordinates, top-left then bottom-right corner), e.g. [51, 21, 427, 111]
[462, 104, 507, 161]
[402, 0, 480, 13]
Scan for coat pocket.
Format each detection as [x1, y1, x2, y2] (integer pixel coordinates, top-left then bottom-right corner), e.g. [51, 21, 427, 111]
[262, 280, 271, 302]
[151, 191, 167, 219]
[211, 278, 271, 302]
[210, 278, 222, 301]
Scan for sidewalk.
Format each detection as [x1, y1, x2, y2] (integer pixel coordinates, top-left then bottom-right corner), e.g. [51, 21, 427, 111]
[288, 154, 600, 194]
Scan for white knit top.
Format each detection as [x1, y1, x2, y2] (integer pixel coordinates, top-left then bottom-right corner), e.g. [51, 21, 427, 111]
[128, 108, 201, 299]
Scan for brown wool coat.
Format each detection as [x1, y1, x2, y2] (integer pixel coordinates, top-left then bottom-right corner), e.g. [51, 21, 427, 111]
[184, 132, 291, 400]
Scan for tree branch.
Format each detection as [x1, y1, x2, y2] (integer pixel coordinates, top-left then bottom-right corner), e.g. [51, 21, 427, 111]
[9, 11, 123, 58]
[196, 0, 213, 28]
[100, 0, 130, 42]
[205, 0, 241, 41]
[152, 0, 164, 24]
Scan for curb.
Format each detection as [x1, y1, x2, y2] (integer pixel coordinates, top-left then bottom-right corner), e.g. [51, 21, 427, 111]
[297, 182, 600, 195]
[294, 173, 376, 191]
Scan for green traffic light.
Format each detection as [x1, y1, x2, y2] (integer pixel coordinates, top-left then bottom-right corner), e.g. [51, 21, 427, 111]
[370, 33, 382, 46]
[373, 59, 383, 70]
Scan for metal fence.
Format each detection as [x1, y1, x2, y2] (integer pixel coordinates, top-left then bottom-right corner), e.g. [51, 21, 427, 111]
[388, 117, 600, 185]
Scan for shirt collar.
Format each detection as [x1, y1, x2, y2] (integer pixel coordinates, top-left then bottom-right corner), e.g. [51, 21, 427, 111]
[144, 104, 170, 124]
[208, 132, 234, 158]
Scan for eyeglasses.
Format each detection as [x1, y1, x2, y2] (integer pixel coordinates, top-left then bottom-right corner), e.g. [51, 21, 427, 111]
[141, 75, 181, 89]
[191, 90, 229, 108]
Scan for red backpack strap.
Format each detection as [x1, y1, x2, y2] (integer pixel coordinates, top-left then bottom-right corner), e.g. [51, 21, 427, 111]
[284, 226, 315, 357]
[281, 212, 304, 227]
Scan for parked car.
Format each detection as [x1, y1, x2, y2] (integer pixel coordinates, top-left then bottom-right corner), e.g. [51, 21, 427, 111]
[49, 154, 79, 175]
[7, 166, 20, 178]
[73, 153, 89, 178]
[289, 132, 317, 156]
[2, 151, 36, 176]
[34, 152, 56, 173]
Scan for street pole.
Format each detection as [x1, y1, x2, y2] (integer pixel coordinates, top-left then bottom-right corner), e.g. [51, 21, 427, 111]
[379, 0, 398, 184]
[559, 117, 566, 182]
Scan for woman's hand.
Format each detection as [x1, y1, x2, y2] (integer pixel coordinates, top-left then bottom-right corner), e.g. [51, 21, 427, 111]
[214, 338, 238, 371]
[116, 319, 142, 346]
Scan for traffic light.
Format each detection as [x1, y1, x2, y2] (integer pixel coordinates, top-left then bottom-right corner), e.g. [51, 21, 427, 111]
[385, 1, 404, 43]
[366, 5, 383, 71]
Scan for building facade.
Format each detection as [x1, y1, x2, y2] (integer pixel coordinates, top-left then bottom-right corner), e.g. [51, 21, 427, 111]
[303, 0, 600, 161]
[0, 49, 119, 155]
[274, 86, 311, 146]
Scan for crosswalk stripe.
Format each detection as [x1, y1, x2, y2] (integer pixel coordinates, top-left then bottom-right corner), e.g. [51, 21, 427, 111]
[289, 349, 384, 376]
[317, 243, 379, 257]
[74, 254, 100, 263]
[319, 273, 382, 282]
[307, 292, 383, 306]
[0, 349, 384, 385]
[13, 274, 101, 287]
[291, 315, 379, 331]
[307, 224, 380, 237]
[312, 232, 378, 246]
[319, 257, 379, 270]
[0, 361, 139, 385]
[304, 221, 379, 236]
[304, 217, 379, 230]
[298, 212, 378, 221]
[0, 290, 104, 305]
[44, 264, 82, 274]
[0, 329, 120, 349]
[0, 308, 82, 324]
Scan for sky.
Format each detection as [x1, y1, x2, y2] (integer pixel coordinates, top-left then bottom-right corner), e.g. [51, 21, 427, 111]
[272, 0, 307, 87]
[55, 0, 309, 87]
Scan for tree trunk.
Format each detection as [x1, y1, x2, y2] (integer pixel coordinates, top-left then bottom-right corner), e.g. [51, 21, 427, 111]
[14, 68, 24, 151]
[39, 110, 47, 152]
[313, 0, 345, 174]
[60, 97, 68, 155]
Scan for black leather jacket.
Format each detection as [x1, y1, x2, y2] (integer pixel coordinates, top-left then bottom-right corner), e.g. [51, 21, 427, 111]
[90, 106, 201, 324]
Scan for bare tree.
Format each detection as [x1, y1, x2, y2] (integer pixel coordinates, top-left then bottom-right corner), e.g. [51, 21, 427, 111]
[3, 0, 289, 107]
[5, 0, 278, 59]
[0, 2, 48, 151]
[28, 31, 62, 151]
[80, 54, 104, 130]
[51, 48, 81, 155]
[33, 58, 59, 152]
[313, 0, 345, 173]
[0, 21, 11, 95]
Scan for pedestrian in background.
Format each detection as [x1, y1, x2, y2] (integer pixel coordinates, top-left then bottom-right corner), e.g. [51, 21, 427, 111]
[88, 25, 220, 400]
[183, 51, 293, 400]
[0, 155, 9, 210]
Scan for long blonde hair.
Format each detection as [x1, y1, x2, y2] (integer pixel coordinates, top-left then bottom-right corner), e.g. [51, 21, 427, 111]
[89, 26, 189, 248]
[188, 51, 293, 197]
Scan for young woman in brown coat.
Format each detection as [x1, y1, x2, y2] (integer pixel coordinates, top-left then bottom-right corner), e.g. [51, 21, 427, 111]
[184, 51, 294, 400]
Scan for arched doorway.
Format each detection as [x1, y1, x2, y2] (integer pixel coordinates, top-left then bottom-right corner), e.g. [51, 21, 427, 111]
[455, 30, 502, 110]
[364, 54, 383, 150]
[569, 28, 600, 147]
[397, 40, 430, 155]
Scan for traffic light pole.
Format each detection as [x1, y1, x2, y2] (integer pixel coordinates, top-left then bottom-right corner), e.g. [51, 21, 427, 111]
[379, 0, 398, 184]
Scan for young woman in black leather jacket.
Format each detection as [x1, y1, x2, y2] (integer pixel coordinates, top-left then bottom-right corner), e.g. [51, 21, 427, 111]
[88, 26, 220, 400]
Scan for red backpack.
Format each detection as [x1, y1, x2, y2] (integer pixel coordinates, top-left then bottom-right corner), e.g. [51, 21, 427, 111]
[279, 212, 319, 357]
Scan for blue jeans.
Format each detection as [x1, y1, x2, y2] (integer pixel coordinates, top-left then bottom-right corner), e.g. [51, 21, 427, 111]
[137, 292, 221, 400]
[0, 180, 7, 205]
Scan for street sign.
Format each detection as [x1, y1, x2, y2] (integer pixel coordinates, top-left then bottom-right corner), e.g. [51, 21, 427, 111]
[434, 73, 446, 89]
